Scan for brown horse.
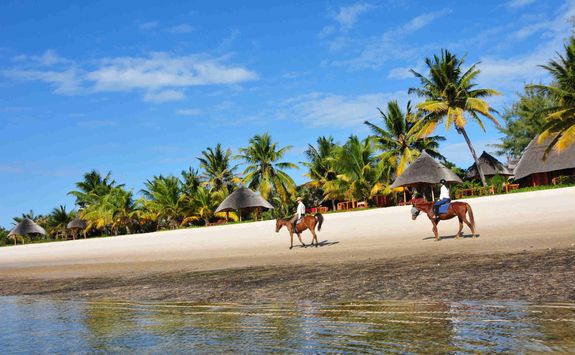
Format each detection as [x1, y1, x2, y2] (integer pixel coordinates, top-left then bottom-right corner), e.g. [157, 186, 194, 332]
[411, 201, 476, 241]
[275, 213, 324, 249]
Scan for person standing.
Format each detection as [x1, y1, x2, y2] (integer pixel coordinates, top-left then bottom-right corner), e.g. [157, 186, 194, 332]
[433, 179, 450, 220]
[291, 197, 306, 231]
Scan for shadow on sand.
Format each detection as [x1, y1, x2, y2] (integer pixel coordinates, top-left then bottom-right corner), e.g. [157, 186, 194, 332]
[296, 240, 340, 248]
[422, 234, 480, 241]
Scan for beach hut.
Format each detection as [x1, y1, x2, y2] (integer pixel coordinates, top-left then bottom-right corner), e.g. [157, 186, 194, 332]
[514, 136, 575, 187]
[465, 151, 512, 179]
[8, 218, 47, 245]
[67, 217, 87, 240]
[390, 151, 462, 203]
[215, 187, 274, 221]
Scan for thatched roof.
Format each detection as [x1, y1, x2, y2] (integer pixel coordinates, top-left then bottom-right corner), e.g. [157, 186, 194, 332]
[9, 218, 46, 236]
[67, 217, 86, 230]
[514, 136, 575, 180]
[465, 151, 512, 178]
[215, 187, 274, 213]
[390, 151, 463, 188]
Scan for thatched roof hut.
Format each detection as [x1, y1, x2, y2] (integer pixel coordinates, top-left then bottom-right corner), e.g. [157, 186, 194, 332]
[215, 187, 274, 213]
[514, 136, 575, 185]
[9, 218, 46, 237]
[67, 217, 86, 230]
[465, 151, 512, 179]
[391, 151, 463, 188]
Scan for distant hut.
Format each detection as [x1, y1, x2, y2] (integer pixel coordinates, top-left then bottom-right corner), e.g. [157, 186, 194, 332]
[8, 218, 47, 245]
[67, 217, 87, 240]
[215, 187, 274, 221]
[514, 136, 575, 187]
[465, 151, 512, 180]
[391, 151, 462, 203]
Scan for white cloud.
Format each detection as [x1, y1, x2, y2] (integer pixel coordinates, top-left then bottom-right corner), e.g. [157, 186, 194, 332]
[4, 68, 83, 94]
[280, 91, 409, 128]
[13, 49, 68, 66]
[167, 24, 194, 34]
[87, 53, 258, 92]
[76, 120, 118, 128]
[143, 90, 185, 103]
[331, 9, 451, 69]
[4, 52, 258, 101]
[139, 21, 158, 31]
[333, 2, 374, 30]
[176, 108, 201, 116]
[505, 0, 536, 9]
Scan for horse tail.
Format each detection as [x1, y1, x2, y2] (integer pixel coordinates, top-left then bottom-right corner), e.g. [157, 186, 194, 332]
[315, 213, 324, 232]
[467, 203, 475, 229]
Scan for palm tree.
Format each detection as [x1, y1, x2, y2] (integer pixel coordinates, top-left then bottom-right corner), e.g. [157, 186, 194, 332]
[236, 133, 298, 205]
[365, 100, 445, 177]
[197, 144, 238, 193]
[181, 187, 223, 226]
[302, 136, 339, 210]
[529, 37, 575, 157]
[409, 50, 500, 186]
[141, 175, 186, 229]
[325, 136, 386, 202]
[69, 170, 120, 208]
[81, 187, 135, 235]
[48, 205, 75, 239]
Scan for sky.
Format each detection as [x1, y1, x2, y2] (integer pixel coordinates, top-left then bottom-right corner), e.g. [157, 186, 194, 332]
[0, 0, 572, 227]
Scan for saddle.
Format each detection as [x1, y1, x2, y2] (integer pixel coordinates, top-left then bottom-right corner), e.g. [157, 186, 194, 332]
[438, 202, 451, 215]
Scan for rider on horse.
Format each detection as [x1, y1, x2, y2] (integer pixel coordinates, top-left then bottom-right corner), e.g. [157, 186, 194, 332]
[433, 179, 450, 220]
[291, 196, 305, 231]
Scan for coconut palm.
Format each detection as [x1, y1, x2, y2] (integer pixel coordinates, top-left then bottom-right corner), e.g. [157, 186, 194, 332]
[47, 205, 75, 239]
[365, 100, 445, 177]
[302, 136, 339, 210]
[181, 187, 225, 226]
[141, 175, 186, 229]
[409, 50, 500, 186]
[81, 187, 135, 235]
[197, 144, 238, 193]
[325, 136, 386, 202]
[236, 133, 298, 204]
[69, 170, 121, 208]
[529, 37, 575, 157]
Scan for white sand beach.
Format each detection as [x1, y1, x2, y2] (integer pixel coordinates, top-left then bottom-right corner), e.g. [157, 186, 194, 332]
[1, 188, 574, 279]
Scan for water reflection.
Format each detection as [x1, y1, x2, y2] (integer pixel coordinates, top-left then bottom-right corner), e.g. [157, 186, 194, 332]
[0, 297, 573, 353]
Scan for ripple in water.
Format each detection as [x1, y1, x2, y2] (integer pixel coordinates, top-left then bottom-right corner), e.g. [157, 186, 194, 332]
[0, 297, 574, 353]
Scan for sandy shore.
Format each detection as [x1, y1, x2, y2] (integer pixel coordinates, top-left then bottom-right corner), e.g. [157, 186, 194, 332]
[0, 188, 574, 301]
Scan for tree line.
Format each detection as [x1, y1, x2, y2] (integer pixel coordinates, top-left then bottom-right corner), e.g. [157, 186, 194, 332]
[1, 38, 574, 245]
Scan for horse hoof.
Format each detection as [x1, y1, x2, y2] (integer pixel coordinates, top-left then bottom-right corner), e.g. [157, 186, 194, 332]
[289, 246, 293, 250]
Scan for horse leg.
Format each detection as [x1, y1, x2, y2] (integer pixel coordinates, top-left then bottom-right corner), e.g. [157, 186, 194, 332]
[432, 221, 440, 241]
[289, 231, 294, 249]
[462, 215, 475, 238]
[456, 217, 464, 239]
[296, 232, 306, 247]
[311, 228, 318, 247]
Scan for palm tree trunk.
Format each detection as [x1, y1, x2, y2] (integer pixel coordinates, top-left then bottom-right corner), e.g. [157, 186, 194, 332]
[458, 127, 487, 187]
[331, 199, 335, 212]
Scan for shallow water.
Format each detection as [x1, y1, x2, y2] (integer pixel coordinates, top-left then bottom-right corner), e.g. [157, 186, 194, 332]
[0, 297, 574, 354]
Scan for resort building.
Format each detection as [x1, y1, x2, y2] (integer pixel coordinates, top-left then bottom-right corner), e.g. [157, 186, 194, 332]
[513, 136, 575, 187]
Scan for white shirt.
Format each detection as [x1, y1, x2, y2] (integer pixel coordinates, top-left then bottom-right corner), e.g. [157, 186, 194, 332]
[439, 184, 450, 200]
[297, 201, 305, 216]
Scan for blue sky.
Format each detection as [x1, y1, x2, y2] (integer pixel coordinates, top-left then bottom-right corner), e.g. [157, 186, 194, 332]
[0, 0, 572, 227]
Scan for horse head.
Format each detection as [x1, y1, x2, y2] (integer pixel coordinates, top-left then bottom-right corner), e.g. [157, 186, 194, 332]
[411, 206, 421, 220]
[275, 219, 284, 233]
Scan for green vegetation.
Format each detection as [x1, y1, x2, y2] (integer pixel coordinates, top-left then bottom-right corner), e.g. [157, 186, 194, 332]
[4, 37, 575, 245]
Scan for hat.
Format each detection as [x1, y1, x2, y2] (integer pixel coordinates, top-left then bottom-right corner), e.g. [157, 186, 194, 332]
[296, 196, 302, 201]
[440, 179, 446, 184]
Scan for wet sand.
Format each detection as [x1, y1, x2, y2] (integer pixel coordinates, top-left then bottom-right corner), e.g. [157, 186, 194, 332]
[1, 188, 574, 301]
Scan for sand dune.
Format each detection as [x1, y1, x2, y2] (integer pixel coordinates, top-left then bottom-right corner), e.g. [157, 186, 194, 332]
[1, 187, 574, 278]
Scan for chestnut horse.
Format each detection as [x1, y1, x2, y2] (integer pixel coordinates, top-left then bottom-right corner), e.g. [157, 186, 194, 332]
[411, 201, 476, 241]
[275, 213, 324, 249]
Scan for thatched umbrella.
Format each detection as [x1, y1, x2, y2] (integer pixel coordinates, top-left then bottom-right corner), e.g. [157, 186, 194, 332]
[466, 151, 512, 179]
[390, 151, 463, 202]
[514, 136, 575, 183]
[67, 217, 87, 240]
[215, 187, 274, 221]
[8, 218, 46, 245]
